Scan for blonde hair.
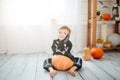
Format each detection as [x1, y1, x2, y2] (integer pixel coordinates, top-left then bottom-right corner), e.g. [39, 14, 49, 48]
[58, 25, 71, 34]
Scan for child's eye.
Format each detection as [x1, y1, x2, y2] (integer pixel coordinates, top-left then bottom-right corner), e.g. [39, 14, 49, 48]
[59, 32, 61, 34]
[64, 33, 67, 35]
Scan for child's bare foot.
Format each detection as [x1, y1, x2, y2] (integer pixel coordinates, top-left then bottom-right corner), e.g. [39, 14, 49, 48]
[67, 69, 76, 76]
[49, 70, 57, 77]
[49, 67, 57, 77]
[67, 66, 77, 76]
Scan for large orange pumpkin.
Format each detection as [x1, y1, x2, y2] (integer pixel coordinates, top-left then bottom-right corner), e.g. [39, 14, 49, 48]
[51, 55, 74, 70]
[91, 48, 104, 59]
[102, 13, 111, 20]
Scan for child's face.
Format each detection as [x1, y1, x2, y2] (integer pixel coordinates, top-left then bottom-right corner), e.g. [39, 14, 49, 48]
[58, 29, 69, 41]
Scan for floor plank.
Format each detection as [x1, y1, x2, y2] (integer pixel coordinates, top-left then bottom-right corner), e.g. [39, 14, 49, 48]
[0, 55, 23, 80]
[53, 71, 68, 80]
[3, 55, 27, 80]
[36, 53, 51, 80]
[65, 71, 83, 80]
[83, 60, 113, 80]
[0, 51, 120, 80]
[20, 54, 38, 80]
[0, 55, 13, 69]
[0, 54, 5, 60]
[92, 57, 120, 80]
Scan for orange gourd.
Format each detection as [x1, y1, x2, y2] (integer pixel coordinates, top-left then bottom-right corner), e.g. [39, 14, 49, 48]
[91, 48, 104, 59]
[51, 55, 74, 70]
[102, 13, 111, 20]
[83, 47, 91, 61]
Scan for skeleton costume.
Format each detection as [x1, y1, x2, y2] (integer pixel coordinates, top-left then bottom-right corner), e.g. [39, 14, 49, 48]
[43, 36, 82, 71]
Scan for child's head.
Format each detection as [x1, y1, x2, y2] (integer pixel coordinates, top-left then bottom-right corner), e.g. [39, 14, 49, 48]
[58, 25, 71, 41]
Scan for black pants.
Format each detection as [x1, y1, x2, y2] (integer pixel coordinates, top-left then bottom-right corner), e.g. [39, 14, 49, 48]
[43, 56, 82, 71]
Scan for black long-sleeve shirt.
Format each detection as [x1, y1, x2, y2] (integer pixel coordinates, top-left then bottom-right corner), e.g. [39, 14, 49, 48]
[51, 39, 74, 60]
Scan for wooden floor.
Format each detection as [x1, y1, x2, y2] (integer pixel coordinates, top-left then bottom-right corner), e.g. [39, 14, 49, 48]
[0, 50, 120, 80]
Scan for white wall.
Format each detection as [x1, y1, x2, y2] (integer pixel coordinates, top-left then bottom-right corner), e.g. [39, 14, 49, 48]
[0, 0, 88, 54]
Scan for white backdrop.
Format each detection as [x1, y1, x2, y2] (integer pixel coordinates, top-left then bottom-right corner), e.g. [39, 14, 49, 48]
[0, 0, 88, 54]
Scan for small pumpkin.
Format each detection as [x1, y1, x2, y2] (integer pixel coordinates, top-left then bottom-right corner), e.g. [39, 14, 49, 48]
[97, 38, 103, 43]
[103, 42, 112, 48]
[51, 54, 74, 70]
[91, 48, 104, 59]
[102, 13, 111, 20]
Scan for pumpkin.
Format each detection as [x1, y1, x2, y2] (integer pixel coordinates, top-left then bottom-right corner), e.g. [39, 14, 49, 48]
[103, 42, 112, 48]
[97, 38, 103, 43]
[91, 48, 104, 59]
[51, 54, 74, 70]
[102, 13, 111, 20]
